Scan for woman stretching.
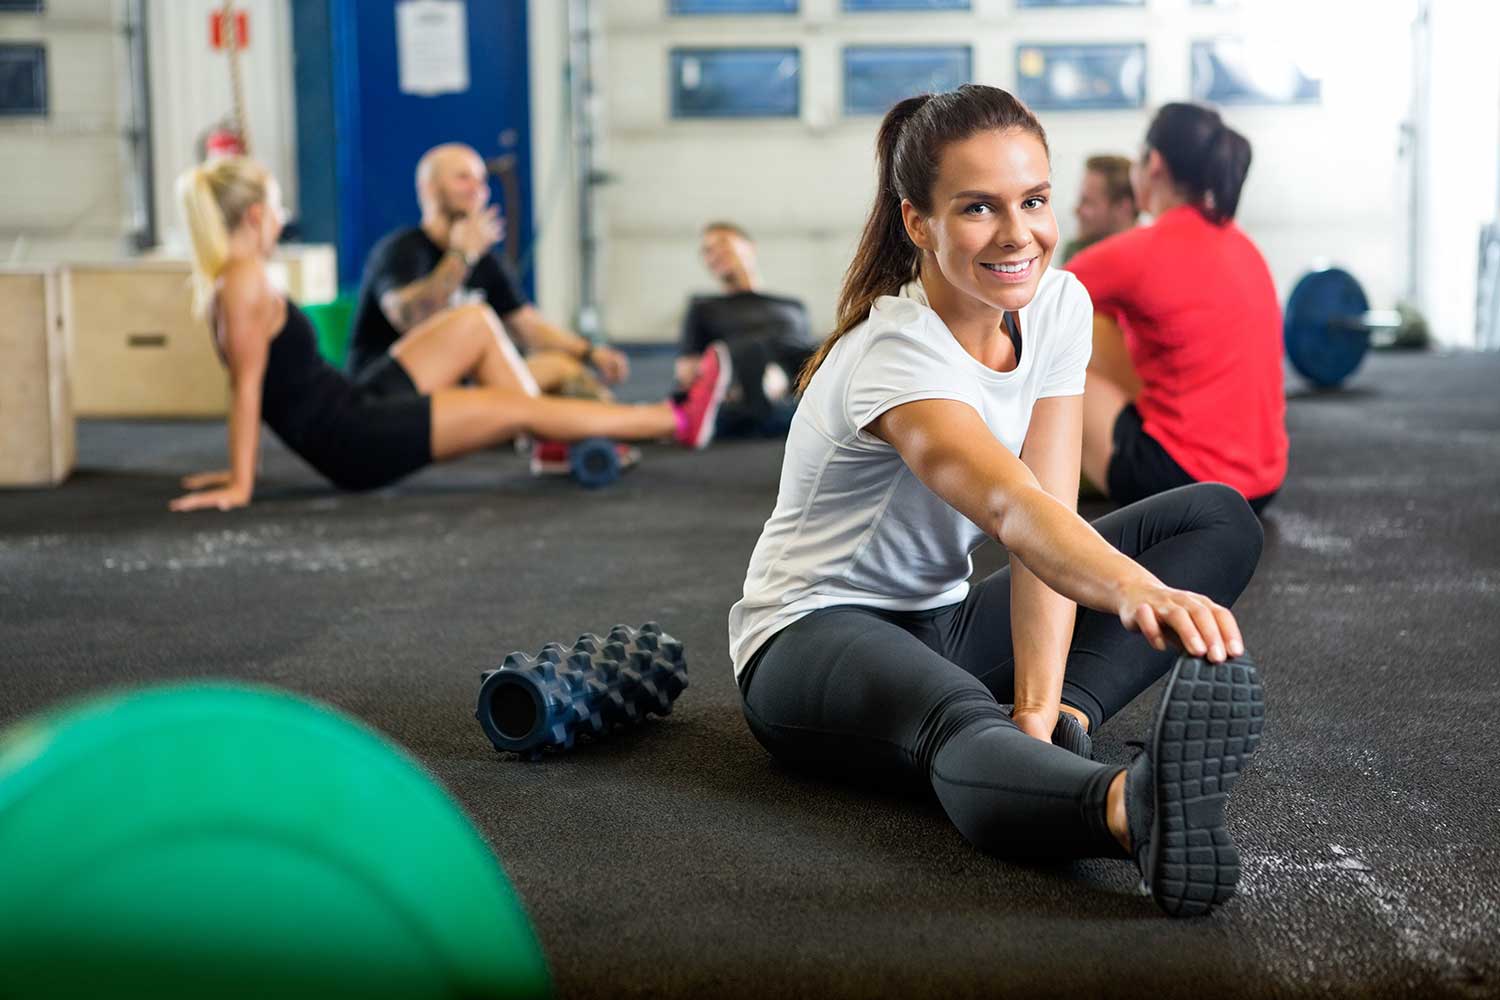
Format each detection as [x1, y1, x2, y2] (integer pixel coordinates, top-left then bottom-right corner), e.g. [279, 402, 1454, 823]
[728, 86, 1266, 917]
[1069, 103, 1287, 512]
[171, 157, 727, 512]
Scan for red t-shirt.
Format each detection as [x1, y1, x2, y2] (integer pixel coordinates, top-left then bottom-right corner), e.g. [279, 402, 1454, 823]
[1068, 206, 1288, 499]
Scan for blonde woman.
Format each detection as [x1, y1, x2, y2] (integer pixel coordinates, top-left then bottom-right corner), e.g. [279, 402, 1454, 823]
[171, 158, 726, 512]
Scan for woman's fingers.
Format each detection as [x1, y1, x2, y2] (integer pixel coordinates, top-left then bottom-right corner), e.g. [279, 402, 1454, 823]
[184, 473, 229, 490]
[1131, 603, 1165, 650]
[1162, 602, 1207, 658]
[1213, 603, 1245, 657]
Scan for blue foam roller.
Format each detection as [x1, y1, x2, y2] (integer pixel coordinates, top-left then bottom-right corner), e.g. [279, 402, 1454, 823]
[476, 623, 688, 759]
[569, 438, 621, 489]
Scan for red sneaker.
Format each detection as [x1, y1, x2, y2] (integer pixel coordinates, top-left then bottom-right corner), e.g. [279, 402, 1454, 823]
[529, 440, 571, 476]
[673, 341, 730, 450]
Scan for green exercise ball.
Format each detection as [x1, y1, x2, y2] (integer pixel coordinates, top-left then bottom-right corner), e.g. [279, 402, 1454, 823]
[0, 684, 550, 1000]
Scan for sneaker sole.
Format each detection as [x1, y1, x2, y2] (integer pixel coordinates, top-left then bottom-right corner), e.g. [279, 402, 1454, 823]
[1145, 654, 1265, 917]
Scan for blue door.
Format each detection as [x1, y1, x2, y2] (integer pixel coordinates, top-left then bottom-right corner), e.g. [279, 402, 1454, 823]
[316, 0, 534, 294]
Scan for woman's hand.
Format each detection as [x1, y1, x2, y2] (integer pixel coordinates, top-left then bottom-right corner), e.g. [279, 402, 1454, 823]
[169, 483, 252, 513]
[1118, 582, 1244, 662]
[180, 470, 233, 490]
[588, 344, 631, 384]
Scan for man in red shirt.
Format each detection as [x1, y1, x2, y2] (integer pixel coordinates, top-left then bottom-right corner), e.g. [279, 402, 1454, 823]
[1069, 104, 1287, 512]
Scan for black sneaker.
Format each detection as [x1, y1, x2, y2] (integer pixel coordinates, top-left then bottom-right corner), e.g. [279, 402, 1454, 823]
[1052, 710, 1092, 759]
[998, 705, 1093, 759]
[1125, 654, 1265, 917]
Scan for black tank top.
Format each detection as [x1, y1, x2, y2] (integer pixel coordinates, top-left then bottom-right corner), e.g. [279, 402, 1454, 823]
[214, 300, 354, 466]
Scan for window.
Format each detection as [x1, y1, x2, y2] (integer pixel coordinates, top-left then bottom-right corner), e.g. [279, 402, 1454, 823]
[0, 1, 45, 12]
[844, 46, 971, 116]
[669, 0, 797, 13]
[1014, 43, 1145, 110]
[671, 48, 801, 118]
[842, 0, 969, 11]
[1014, 0, 1140, 6]
[1191, 39, 1321, 105]
[0, 43, 46, 117]
[1017, 0, 1142, 7]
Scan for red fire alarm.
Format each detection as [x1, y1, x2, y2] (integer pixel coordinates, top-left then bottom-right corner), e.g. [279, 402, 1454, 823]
[209, 9, 250, 50]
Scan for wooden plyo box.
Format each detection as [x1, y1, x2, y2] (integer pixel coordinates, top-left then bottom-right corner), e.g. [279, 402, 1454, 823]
[0, 267, 75, 487]
[64, 260, 230, 418]
[67, 245, 339, 419]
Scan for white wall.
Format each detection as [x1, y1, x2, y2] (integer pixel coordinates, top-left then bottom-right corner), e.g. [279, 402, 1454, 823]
[0, 0, 137, 262]
[1414, 0, 1500, 348]
[146, 0, 298, 254]
[594, 0, 1414, 344]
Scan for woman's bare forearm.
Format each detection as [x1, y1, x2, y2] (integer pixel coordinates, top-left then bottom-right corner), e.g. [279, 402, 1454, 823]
[1008, 554, 1077, 717]
[995, 482, 1158, 617]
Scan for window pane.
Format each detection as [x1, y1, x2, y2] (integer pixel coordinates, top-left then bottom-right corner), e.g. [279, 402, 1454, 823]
[844, 46, 972, 115]
[1016, 0, 1143, 7]
[671, 48, 801, 119]
[1014, 43, 1146, 110]
[1191, 39, 1321, 105]
[0, 43, 47, 117]
[669, 0, 798, 13]
[842, 0, 970, 11]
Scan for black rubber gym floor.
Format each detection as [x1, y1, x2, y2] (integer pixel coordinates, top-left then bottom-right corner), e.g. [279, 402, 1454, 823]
[3, 350, 1498, 998]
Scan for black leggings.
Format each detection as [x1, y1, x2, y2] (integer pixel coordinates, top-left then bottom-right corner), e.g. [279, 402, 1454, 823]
[737, 483, 1263, 860]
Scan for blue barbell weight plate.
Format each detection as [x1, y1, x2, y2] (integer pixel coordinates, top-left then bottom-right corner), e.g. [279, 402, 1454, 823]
[1284, 267, 1371, 388]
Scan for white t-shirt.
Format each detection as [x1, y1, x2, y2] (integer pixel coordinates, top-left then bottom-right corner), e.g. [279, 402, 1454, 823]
[727, 267, 1094, 676]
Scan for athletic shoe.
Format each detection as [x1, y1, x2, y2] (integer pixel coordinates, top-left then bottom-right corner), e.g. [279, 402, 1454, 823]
[1125, 653, 1265, 917]
[1053, 710, 1093, 760]
[999, 705, 1094, 760]
[673, 341, 730, 450]
[529, 440, 641, 477]
[529, 440, 572, 476]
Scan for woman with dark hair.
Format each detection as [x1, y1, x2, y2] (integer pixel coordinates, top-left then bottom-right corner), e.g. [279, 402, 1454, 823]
[1069, 103, 1287, 512]
[729, 86, 1266, 917]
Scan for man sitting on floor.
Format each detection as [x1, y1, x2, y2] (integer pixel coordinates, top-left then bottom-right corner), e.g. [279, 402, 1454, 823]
[348, 142, 628, 399]
[675, 222, 815, 438]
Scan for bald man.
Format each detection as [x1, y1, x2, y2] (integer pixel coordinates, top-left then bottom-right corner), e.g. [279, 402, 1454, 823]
[347, 143, 628, 393]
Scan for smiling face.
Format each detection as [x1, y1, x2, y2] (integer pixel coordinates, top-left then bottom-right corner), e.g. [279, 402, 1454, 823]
[902, 128, 1057, 315]
[700, 227, 754, 284]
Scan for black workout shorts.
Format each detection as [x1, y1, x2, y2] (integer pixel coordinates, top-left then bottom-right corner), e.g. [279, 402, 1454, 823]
[316, 355, 433, 492]
[1107, 404, 1277, 514]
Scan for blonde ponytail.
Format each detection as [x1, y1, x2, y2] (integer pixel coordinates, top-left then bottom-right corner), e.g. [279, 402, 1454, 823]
[176, 156, 269, 319]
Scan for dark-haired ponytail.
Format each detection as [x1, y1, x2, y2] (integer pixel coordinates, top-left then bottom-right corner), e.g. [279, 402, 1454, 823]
[796, 86, 1048, 393]
[1145, 102, 1251, 226]
[795, 95, 931, 394]
[1203, 125, 1252, 224]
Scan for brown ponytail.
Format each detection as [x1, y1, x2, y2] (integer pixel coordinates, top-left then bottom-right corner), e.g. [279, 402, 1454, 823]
[797, 86, 1048, 393]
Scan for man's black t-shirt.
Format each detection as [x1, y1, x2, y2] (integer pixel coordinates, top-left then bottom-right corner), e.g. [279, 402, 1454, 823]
[678, 290, 814, 360]
[348, 227, 526, 375]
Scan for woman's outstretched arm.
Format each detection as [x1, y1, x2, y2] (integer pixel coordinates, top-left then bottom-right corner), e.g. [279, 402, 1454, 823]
[869, 398, 1243, 662]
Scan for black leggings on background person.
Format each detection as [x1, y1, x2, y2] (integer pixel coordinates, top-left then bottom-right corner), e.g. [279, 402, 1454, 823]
[737, 483, 1263, 859]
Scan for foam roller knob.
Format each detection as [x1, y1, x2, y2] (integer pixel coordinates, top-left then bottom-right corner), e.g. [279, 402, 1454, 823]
[476, 623, 690, 759]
